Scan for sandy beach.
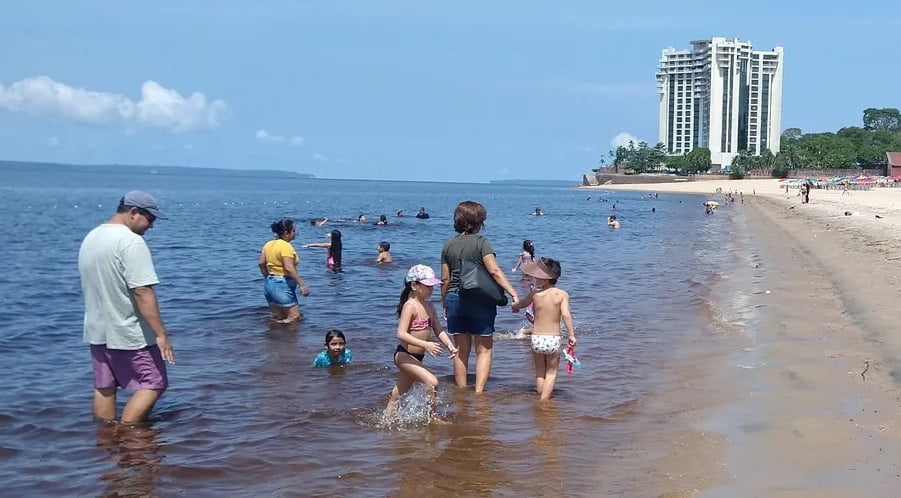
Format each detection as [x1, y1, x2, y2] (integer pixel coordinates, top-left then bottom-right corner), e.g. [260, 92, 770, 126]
[586, 179, 901, 495]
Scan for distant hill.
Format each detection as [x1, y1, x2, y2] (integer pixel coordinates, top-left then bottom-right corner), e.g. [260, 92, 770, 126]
[0, 160, 314, 179]
[489, 179, 577, 187]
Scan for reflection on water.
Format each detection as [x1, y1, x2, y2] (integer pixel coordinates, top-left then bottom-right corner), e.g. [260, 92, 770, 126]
[96, 423, 163, 497]
[0, 171, 753, 495]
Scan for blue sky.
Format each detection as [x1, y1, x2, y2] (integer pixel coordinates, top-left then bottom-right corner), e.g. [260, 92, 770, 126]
[1, 1, 899, 182]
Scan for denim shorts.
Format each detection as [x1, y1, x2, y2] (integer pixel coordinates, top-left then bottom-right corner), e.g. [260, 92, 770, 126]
[264, 275, 298, 307]
[445, 291, 497, 336]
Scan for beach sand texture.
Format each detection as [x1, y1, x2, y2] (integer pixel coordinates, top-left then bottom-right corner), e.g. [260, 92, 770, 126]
[585, 179, 901, 495]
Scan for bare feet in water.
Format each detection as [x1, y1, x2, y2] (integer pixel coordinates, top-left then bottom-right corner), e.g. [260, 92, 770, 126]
[273, 313, 303, 324]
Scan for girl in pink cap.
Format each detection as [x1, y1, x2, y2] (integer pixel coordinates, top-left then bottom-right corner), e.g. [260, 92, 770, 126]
[385, 265, 458, 418]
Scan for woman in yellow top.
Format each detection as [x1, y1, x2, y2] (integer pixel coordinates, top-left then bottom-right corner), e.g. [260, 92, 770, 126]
[258, 219, 310, 323]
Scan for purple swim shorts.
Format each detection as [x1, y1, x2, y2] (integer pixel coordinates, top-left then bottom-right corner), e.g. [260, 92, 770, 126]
[91, 344, 169, 390]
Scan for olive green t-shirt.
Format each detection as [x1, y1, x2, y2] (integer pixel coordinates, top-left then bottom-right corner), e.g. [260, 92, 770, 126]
[440, 234, 495, 292]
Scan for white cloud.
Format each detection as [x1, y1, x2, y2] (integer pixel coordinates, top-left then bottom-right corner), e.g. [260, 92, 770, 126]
[312, 153, 329, 162]
[611, 132, 642, 149]
[256, 129, 304, 146]
[256, 129, 283, 143]
[0, 76, 228, 133]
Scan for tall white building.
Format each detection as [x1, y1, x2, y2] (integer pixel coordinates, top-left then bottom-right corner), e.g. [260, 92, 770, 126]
[657, 37, 783, 168]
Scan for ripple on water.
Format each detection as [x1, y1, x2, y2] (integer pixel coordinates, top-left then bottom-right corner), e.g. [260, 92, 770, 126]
[0, 176, 747, 495]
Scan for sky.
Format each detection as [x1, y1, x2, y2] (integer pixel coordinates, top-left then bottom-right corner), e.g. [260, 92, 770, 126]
[2, 1, 900, 182]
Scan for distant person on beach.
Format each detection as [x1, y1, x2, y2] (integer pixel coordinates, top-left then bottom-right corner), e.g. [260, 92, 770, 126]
[416, 207, 430, 219]
[511, 239, 536, 275]
[260, 219, 311, 323]
[441, 201, 519, 393]
[385, 265, 458, 416]
[377, 214, 389, 225]
[512, 258, 576, 400]
[303, 229, 343, 270]
[313, 330, 353, 367]
[607, 216, 620, 229]
[78, 191, 174, 423]
[310, 217, 328, 227]
[377, 241, 393, 264]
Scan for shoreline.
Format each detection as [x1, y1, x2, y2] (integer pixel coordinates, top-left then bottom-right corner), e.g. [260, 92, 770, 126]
[616, 180, 901, 494]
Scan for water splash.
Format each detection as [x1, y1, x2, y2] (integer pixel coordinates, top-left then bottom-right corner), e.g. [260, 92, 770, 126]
[358, 385, 450, 431]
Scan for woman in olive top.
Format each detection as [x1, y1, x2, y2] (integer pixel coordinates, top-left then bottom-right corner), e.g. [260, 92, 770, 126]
[259, 219, 310, 323]
[441, 201, 519, 393]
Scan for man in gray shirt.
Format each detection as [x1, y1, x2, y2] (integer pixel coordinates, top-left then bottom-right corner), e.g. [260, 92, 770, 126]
[78, 191, 175, 424]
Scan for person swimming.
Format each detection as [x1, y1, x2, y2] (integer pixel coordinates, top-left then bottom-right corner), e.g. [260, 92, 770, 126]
[376, 241, 393, 264]
[312, 330, 353, 367]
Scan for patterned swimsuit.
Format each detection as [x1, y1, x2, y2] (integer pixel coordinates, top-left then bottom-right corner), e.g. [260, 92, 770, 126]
[394, 317, 431, 362]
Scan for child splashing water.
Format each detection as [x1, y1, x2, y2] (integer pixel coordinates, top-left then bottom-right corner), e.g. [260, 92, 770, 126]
[512, 258, 576, 400]
[385, 265, 458, 419]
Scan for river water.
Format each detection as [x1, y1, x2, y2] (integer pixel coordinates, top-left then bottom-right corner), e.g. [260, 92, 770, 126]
[0, 166, 752, 496]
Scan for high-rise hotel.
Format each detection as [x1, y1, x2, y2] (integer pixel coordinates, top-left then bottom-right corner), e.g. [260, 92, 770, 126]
[657, 37, 783, 168]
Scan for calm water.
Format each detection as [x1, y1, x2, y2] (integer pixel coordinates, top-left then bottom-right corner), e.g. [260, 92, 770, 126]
[0, 167, 748, 496]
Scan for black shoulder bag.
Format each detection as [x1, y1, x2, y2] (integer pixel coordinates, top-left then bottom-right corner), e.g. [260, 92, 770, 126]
[457, 237, 508, 307]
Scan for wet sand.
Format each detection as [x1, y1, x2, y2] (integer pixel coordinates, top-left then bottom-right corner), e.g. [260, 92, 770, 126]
[586, 179, 901, 495]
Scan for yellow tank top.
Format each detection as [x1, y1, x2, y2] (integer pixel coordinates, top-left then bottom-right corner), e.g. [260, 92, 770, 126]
[262, 239, 298, 276]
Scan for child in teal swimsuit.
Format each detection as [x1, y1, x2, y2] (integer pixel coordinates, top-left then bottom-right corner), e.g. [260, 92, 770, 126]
[313, 330, 353, 367]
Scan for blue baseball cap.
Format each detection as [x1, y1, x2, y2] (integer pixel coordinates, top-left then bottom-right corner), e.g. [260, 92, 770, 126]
[121, 191, 167, 220]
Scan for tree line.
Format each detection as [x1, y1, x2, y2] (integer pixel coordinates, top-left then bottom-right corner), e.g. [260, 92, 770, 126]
[598, 108, 901, 178]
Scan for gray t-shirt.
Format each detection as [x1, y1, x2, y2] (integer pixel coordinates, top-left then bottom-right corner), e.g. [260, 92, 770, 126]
[441, 234, 495, 292]
[78, 224, 160, 350]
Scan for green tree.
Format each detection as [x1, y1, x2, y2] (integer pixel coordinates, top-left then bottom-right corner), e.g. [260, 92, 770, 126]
[665, 154, 688, 174]
[685, 147, 712, 173]
[782, 127, 803, 141]
[760, 149, 776, 170]
[863, 108, 901, 132]
[729, 163, 746, 179]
